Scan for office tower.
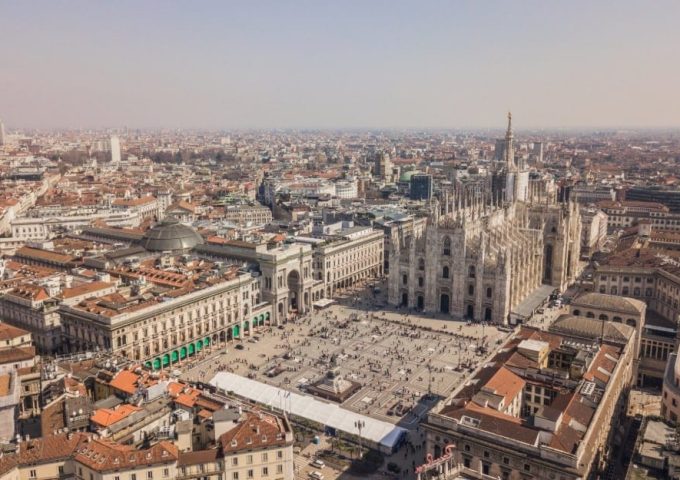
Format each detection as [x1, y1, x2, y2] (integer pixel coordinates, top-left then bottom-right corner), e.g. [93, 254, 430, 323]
[0, 119, 5, 146]
[533, 141, 544, 163]
[494, 138, 505, 161]
[410, 174, 433, 200]
[373, 151, 392, 181]
[110, 135, 121, 163]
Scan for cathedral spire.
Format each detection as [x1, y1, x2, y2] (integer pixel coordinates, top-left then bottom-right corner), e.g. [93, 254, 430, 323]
[505, 111, 515, 171]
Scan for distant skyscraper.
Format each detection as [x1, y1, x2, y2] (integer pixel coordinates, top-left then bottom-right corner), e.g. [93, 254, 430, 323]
[0, 119, 6, 146]
[533, 141, 544, 163]
[373, 151, 392, 181]
[110, 135, 121, 163]
[493, 138, 505, 161]
[410, 174, 433, 200]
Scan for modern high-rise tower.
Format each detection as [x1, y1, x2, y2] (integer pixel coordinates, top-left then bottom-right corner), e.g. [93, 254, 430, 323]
[110, 135, 121, 163]
[0, 119, 6, 146]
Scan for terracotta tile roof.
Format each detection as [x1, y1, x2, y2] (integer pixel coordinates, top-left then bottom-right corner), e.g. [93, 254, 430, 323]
[0, 346, 36, 365]
[0, 323, 30, 341]
[108, 370, 140, 395]
[15, 246, 75, 264]
[90, 404, 141, 428]
[443, 403, 540, 445]
[61, 281, 114, 299]
[483, 367, 525, 404]
[74, 438, 178, 472]
[16, 432, 86, 466]
[112, 196, 157, 207]
[178, 449, 221, 466]
[8, 283, 50, 301]
[219, 412, 288, 453]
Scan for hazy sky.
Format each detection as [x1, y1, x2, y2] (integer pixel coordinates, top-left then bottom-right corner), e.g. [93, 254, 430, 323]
[2, 1, 680, 129]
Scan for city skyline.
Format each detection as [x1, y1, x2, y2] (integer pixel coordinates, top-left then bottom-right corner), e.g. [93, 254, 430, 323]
[2, 0, 680, 129]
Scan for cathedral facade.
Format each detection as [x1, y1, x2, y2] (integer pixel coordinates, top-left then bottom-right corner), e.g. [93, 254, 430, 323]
[388, 114, 581, 324]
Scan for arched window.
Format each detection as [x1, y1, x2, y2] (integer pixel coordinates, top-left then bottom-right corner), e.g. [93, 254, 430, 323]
[443, 266, 450, 279]
[599, 314, 608, 321]
[418, 258, 425, 271]
[613, 316, 622, 322]
[586, 311, 595, 318]
[418, 277, 424, 287]
[486, 287, 492, 298]
[468, 284, 475, 296]
[626, 319, 637, 327]
[402, 275, 408, 285]
[573, 309, 581, 316]
[469, 265, 476, 278]
[443, 237, 451, 256]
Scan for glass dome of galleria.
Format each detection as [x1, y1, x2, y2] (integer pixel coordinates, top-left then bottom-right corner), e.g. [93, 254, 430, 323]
[140, 218, 204, 252]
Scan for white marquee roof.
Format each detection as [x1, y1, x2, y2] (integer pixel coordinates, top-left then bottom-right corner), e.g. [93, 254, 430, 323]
[210, 371, 406, 451]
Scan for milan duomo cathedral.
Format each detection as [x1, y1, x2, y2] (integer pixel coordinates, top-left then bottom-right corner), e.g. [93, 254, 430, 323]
[388, 114, 582, 325]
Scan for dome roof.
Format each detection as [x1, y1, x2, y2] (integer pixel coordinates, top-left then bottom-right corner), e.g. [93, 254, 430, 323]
[399, 170, 418, 183]
[140, 218, 204, 252]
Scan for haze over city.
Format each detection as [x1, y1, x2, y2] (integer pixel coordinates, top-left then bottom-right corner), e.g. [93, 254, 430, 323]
[2, 0, 680, 129]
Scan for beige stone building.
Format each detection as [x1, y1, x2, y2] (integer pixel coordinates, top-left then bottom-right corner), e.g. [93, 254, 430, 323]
[662, 352, 680, 423]
[569, 292, 648, 384]
[420, 320, 635, 480]
[304, 226, 384, 301]
[59, 269, 270, 371]
[0, 410, 293, 480]
[593, 246, 679, 386]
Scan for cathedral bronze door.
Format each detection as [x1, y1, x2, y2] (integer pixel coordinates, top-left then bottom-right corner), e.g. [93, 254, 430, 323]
[440, 294, 450, 314]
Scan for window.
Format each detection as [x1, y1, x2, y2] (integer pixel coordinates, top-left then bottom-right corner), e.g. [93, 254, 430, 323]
[163, 469, 169, 478]
[483, 451, 490, 458]
[131, 475, 137, 480]
[443, 266, 449, 279]
[233, 473, 239, 480]
[482, 463, 490, 475]
[463, 457, 471, 468]
[418, 277, 424, 287]
[402, 275, 407, 285]
[469, 265, 476, 278]
[468, 284, 474, 296]
[418, 258, 425, 271]
[277, 451, 283, 459]
[262, 467, 269, 476]
[524, 464, 531, 472]
[486, 287, 492, 298]
[147, 472, 153, 479]
[503, 457, 510, 465]
[232, 458, 238, 466]
[262, 453, 268, 462]
[464, 444, 470, 452]
[30, 470, 37, 479]
[443, 237, 451, 256]
[247, 470, 254, 479]
[247, 455, 253, 464]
